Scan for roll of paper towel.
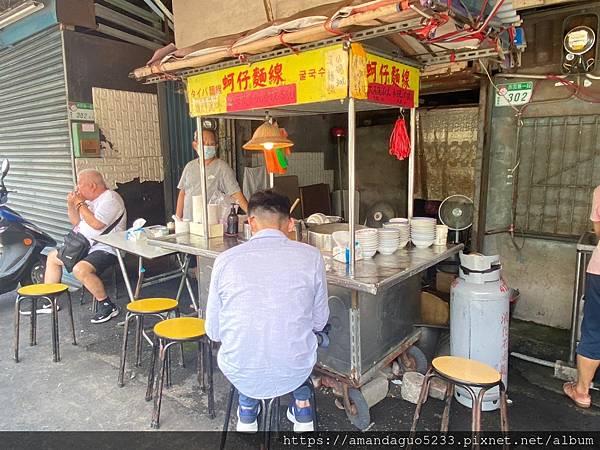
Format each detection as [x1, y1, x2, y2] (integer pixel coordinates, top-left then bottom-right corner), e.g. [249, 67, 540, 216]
[192, 196, 204, 224]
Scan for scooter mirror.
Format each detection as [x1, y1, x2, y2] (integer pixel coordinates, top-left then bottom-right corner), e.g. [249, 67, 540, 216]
[0, 159, 8, 180]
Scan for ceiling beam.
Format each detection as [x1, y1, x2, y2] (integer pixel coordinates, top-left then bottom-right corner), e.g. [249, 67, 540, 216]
[513, 0, 580, 10]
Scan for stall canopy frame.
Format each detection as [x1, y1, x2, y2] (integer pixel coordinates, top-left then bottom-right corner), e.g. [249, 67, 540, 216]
[185, 42, 420, 275]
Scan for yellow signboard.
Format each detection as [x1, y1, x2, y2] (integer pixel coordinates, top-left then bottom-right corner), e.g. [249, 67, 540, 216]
[187, 44, 348, 117]
[350, 43, 420, 108]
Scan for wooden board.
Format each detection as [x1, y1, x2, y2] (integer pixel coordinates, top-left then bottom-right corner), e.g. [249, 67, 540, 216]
[273, 175, 301, 219]
[300, 183, 331, 218]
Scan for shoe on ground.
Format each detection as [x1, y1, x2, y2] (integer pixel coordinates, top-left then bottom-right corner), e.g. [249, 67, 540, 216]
[287, 400, 314, 432]
[236, 403, 261, 433]
[90, 301, 119, 324]
[20, 301, 60, 315]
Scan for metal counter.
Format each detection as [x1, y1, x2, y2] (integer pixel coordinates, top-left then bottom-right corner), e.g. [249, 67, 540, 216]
[570, 232, 598, 364]
[147, 232, 463, 295]
[148, 231, 462, 395]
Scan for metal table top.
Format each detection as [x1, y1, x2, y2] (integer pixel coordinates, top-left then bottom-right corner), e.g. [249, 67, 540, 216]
[147, 233, 463, 294]
[92, 231, 177, 259]
[577, 232, 598, 252]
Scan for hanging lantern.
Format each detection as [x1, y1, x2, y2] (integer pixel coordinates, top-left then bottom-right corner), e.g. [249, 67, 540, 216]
[243, 119, 294, 151]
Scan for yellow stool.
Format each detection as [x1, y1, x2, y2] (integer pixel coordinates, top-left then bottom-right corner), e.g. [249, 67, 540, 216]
[117, 298, 180, 388]
[14, 283, 77, 363]
[148, 317, 215, 429]
[411, 356, 509, 449]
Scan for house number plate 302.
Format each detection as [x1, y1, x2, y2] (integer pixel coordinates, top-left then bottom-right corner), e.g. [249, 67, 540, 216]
[495, 81, 534, 107]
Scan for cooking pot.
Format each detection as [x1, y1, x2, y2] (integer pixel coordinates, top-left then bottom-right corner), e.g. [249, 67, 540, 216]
[307, 223, 365, 251]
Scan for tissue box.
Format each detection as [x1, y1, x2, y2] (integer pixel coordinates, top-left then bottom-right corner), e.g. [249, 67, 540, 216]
[189, 222, 224, 237]
[126, 229, 145, 241]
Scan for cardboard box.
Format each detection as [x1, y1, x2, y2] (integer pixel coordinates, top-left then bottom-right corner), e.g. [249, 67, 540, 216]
[436, 270, 457, 294]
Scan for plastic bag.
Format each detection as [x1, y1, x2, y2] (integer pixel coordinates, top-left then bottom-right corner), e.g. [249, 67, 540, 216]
[209, 190, 231, 224]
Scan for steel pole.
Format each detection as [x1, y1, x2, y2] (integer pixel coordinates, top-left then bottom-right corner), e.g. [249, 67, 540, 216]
[408, 108, 416, 219]
[348, 98, 356, 275]
[195, 117, 209, 234]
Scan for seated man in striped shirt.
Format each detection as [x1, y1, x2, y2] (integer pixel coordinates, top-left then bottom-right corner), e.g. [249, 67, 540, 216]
[206, 190, 329, 433]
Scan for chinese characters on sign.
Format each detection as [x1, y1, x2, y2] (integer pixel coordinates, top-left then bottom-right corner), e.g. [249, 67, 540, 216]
[351, 46, 419, 108]
[187, 44, 348, 117]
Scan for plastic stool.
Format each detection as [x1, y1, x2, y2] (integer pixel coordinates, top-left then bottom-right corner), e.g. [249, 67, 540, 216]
[148, 317, 215, 429]
[118, 298, 181, 387]
[220, 379, 318, 450]
[410, 356, 509, 449]
[14, 283, 77, 362]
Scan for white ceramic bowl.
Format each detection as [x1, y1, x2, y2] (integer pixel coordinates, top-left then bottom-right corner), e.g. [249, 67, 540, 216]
[378, 247, 398, 255]
[412, 239, 435, 248]
[389, 217, 409, 223]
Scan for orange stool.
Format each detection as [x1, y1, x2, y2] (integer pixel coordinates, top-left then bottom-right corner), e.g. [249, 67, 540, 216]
[148, 317, 215, 429]
[118, 298, 180, 388]
[14, 283, 76, 362]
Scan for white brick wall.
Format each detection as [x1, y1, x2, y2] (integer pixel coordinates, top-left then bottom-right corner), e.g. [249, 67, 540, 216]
[75, 88, 164, 188]
[275, 152, 334, 191]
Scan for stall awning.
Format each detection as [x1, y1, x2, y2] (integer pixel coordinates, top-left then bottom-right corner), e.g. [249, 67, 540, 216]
[131, 0, 523, 84]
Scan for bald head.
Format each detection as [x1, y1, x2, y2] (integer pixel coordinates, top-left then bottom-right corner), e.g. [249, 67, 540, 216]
[77, 169, 107, 200]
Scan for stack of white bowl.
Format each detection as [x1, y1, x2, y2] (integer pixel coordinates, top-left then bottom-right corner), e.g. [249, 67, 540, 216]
[410, 217, 437, 248]
[383, 218, 410, 249]
[356, 228, 378, 258]
[377, 228, 400, 255]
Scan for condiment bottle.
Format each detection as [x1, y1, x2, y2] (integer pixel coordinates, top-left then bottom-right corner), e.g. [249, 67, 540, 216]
[225, 203, 238, 236]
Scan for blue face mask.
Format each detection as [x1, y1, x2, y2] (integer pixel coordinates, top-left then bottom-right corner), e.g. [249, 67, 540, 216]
[203, 145, 217, 159]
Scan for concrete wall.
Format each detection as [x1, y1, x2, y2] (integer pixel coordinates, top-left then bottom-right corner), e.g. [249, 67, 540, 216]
[172, 0, 342, 48]
[63, 30, 155, 103]
[483, 82, 600, 329]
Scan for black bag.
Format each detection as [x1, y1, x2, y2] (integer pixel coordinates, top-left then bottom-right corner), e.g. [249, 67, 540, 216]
[58, 212, 124, 273]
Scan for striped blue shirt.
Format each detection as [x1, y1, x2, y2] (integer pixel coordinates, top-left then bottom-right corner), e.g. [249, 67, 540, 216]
[206, 229, 329, 399]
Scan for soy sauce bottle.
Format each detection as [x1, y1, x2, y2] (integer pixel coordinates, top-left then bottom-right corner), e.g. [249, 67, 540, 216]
[226, 203, 238, 236]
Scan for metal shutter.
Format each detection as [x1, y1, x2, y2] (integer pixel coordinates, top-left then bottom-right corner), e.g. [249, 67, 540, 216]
[0, 26, 73, 241]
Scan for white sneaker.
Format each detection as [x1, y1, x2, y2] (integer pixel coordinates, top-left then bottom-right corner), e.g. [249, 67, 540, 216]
[20, 302, 60, 315]
[287, 402, 314, 433]
[236, 403, 261, 433]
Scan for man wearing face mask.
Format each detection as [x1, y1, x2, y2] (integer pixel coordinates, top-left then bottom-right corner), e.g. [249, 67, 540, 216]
[176, 129, 248, 220]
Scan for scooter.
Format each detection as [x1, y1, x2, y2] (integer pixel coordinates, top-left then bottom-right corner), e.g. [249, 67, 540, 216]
[0, 159, 56, 294]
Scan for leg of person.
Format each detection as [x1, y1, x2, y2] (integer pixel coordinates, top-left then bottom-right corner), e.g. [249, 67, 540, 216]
[565, 272, 600, 408]
[287, 383, 314, 432]
[44, 249, 64, 284]
[74, 251, 119, 324]
[237, 392, 261, 433]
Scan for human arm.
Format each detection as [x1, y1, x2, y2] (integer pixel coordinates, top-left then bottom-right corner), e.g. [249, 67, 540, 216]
[219, 163, 248, 213]
[312, 254, 330, 332]
[205, 258, 223, 342]
[78, 191, 124, 231]
[231, 191, 248, 214]
[176, 190, 185, 219]
[591, 188, 600, 238]
[66, 192, 81, 227]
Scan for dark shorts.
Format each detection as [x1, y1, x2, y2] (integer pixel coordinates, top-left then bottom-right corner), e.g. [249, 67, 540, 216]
[82, 250, 117, 275]
[577, 272, 600, 360]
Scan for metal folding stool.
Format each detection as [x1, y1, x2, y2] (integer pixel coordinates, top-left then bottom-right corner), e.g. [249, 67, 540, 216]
[147, 317, 215, 429]
[220, 378, 319, 450]
[14, 283, 77, 363]
[410, 356, 509, 450]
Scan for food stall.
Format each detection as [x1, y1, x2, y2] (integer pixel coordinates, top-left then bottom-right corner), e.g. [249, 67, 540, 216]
[147, 42, 463, 429]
